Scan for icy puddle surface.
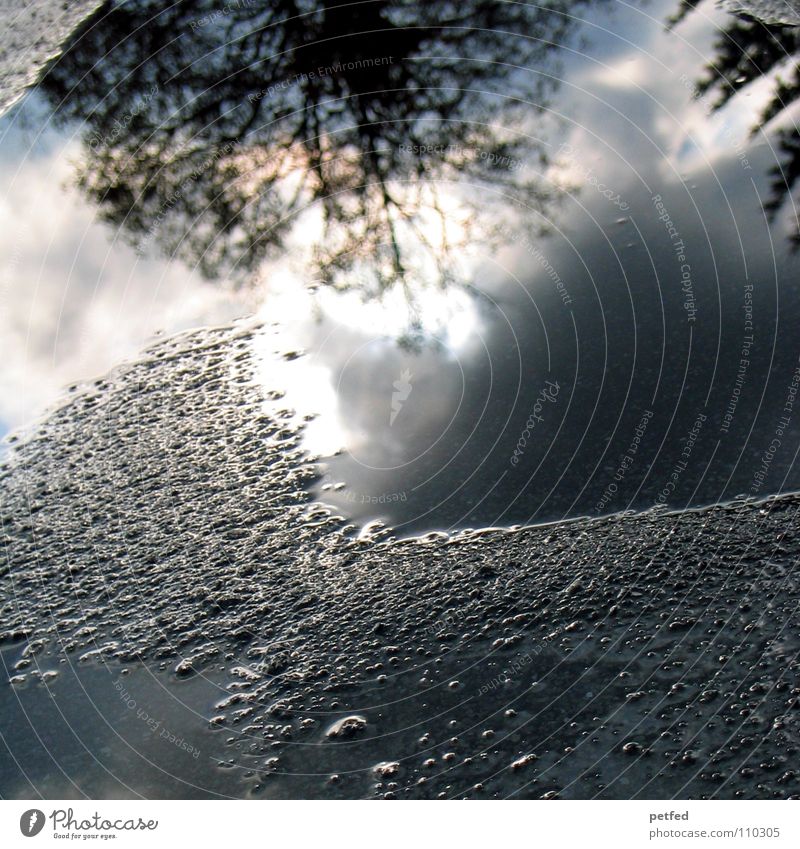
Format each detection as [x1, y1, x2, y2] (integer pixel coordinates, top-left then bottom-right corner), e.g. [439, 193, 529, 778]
[0, 0, 102, 117]
[1, 322, 799, 799]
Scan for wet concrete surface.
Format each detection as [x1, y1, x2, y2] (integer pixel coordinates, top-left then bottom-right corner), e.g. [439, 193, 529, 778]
[1, 322, 798, 799]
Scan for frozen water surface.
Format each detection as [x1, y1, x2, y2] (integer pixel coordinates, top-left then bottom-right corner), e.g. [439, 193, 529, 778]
[720, 1, 800, 26]
[0, 0, 101, 117]
[1, 322, 798, 798]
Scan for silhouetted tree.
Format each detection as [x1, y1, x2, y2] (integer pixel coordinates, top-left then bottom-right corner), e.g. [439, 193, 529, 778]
[673, 2, 800, 246]
[666, 0, 703, 29]
[41, 0, 590, 293]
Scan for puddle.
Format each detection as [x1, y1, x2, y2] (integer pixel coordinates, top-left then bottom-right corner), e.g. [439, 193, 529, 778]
[2, 0, 800, 799]
[3, 0, 800, 535]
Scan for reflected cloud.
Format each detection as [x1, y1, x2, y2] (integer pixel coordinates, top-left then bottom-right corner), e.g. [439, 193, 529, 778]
[315, 283, 481, 348]
[248, 270, 481, 461]
[0, 100, 244, 432]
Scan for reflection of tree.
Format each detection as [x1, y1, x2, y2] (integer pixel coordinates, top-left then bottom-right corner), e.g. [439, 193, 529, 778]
[672, 2, 800, 246]
[666, 1, 703, 29]
[41, 0, 588, 292]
